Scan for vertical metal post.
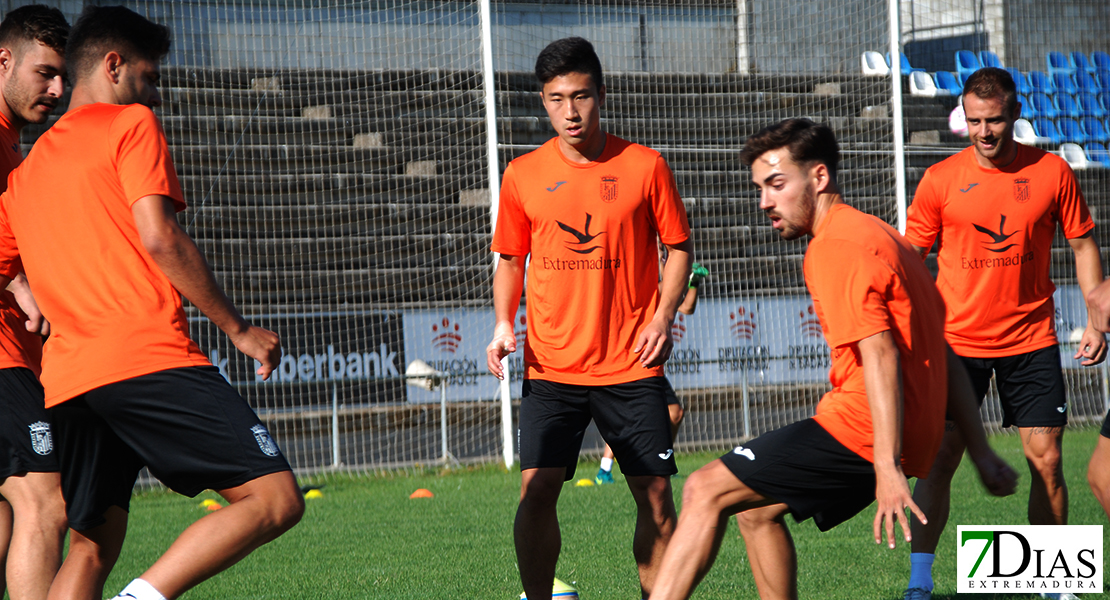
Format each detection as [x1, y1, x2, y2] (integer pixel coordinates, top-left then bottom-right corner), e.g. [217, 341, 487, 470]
[441, 380, 449, 463]
[1102, 360, 1109, 414]
[500, 356, 514, 469]
[735, 0, 750, 75]
[331, 385, 340, 467]
[741, 367, 751, 439]
[890, 0, 908, 234]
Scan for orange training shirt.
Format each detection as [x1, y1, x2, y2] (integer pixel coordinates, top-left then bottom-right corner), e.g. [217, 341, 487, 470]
[806, 204, 948, 478]
[0, 103, 210, 407]
[905, 144, 1093, 357]
[0, 110, 42, 376]
[491, 135, 691, 385]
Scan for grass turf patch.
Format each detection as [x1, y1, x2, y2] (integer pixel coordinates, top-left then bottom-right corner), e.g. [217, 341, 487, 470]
[99, 427, 1107, 599]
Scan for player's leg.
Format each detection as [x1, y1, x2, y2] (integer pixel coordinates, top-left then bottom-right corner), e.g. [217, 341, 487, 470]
[0, 498, 10, 595]
[648, 460, 779, 600]
[517, 467, 567, 600]
[1087, 414, 1110, 518]
[48, 507, 128, 600]
[735, 503, 796, 600]
[596, 444, 615, 484]
[516, 380, 590, 600]
[625, 475, 676, 596]
[129, 470, 303, 598]
[0, 472, 66, 600]
[995, 347, 1069, 525]
[663, 378, 684, 442]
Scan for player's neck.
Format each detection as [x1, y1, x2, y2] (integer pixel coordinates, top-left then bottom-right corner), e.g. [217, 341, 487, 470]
[810, 190, 844, 236]
[557, 131, 607, 164]
[0, 99, 25, 134]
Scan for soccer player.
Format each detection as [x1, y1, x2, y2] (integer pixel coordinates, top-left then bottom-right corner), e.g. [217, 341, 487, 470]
[646, 118, 1017, 600]
[595, 260, 707, 485]
[0, 7, 304, 600]
[902, 67, 1104, 600]
[1082, 279, 1110, 520]
[485, 37, 693, 600]
[0, 5, 69, 600]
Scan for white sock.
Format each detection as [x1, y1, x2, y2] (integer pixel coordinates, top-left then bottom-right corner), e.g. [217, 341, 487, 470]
[599, 457, 613, 472]
[115, 579, 167, 600]
[908, 553, 935, 590]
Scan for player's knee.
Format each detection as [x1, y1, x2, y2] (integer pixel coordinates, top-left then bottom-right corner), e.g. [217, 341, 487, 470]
[681, 469, 724, 513]
[266, 486, 305, 534]
[1026, 446, 1064, 481]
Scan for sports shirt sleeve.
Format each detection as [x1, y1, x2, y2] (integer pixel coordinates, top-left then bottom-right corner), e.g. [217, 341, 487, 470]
[806, 240, 893, 349]
[111, 105, 185, 211]
[1056, 162, 1094, 239]
[649, 155, 690, 245]
[903, 167, 942, 250]
[490, 162, 531, 256]
[0, 190, 18, 279]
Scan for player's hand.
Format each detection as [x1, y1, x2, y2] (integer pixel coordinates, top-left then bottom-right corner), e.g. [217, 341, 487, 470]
[1074, 325, 1107, 366]
[1086, 279, 1110, 333]
[969, 450, 1019, 497]
[230, 325, 281, 380]
[6, 275, 48, 337]
[873, 464, 925, 549]
[635, 316, 673, 368]
[486, 323, 516, 379]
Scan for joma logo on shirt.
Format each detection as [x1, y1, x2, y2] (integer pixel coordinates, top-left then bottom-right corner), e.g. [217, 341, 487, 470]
[556, 213, 606, 254]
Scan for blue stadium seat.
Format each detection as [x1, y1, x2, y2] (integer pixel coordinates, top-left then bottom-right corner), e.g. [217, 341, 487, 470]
[979, 51, 1003, 69]
[934, 71, 962, 96]
[1072, 52, 1096, 74]
[1054, 94, 1080, 118]
[1028, 70, 1055, 93]
[1075, 70, 1101, 93]
[1019, 95, 1035, 120]
[955, 50, 981, 78]
[1097, 70, 1110, 91]
[1032, 118, 1062, 144]
[1028, 92, 1058, 118]
[959, 71, 973, 89]
[1047, 51, 1075, 75]
[1076, 92, 1107, 118]
[1052, 73, 1078, 95]
[1100, 93, 1110, 116]
[1057, 118, 1086, 144]
[1081, 117, 1110, 144]
[1087, 142, 1110, 168]
[1006, 68, 1032, 95]
[885, 52, 924, 74]
[1093, 51, 1110, 71]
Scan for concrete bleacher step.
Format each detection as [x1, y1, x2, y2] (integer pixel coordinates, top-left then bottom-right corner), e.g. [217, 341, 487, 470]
[179, 172, 485, 197]
[161, 88, 483, 119]
[214, 266, 491, 304]
[163, 67, 482, 94]
[185, 204, 492, 237]
[198, 234, 490, 271]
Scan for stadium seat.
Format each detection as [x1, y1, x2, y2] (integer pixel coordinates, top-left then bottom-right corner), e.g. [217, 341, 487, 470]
[909, 71, 940, 96]
[1057, 118, 1087, 144]
[935, 71, 962, 96]
[1028, 92, 1058, 118]
[861, 51, 888, 76]
[1080, 117, 1110, 143]
[1059, 143, 1090, 169]
[1014, 119, 1041, 144]
[886, 52, 924, 74]
[979, 50, 1003, 69]
[1051, 73, 1078, 95]
[1072, 51, 1096, 74]
[1096, 69, 1110, 91]
[1046, 51, 1075, 75]
[958, 71, 973, 89]
[1019, 95, 1035, 120]
[1027, 70, 1055, 93]
[1006, 68, 1032, 95]
[1076, 92, 1107, 118]
[1032, 118, 1063, 145]
[1054, 94, 1080, 118]
[1092, 51, 1110, 71]
[955, 50, 981, 78]
[1100, 92, 1110, 115]
[1074, 70, 1101, 93]
[1087, 142, 1110, 167]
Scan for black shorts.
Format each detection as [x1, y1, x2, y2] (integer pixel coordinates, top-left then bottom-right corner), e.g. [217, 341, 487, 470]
[959, 345, 1067, 428]
[662, 378, 681, 406]
[0, 367, 57, 479]
[50, 366, 292, 531]
[519, 377, 677, 481]
[719, 419, 876, 532]
[1100, 411, 1110, 439]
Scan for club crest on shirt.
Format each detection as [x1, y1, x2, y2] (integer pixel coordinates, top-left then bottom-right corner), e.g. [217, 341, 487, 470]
[250, 424, 280, 457]
[29, 421, 52, 455]
[600, 176, 618, 203]
[1013, 178, 1030, 204]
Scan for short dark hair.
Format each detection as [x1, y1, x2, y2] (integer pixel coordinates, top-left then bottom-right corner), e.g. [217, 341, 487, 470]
[740, 118, 840, 182]
[962, 66, 1018, 113]
[66, 6, 170, 84]
[535, 37, 604, 91]
[0, 5, 69, 56]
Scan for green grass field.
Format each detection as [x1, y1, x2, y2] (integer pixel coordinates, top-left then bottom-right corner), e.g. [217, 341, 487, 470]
[99, 427, 1108, 599]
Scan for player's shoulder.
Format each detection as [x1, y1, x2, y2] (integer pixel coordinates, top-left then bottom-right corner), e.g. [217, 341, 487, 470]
[1017, 142, 1070, 174]
[509, 138, 558, 170]
[924, 146, 976, 178]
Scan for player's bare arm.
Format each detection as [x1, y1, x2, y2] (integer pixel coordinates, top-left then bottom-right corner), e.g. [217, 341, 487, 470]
[858, 329, 926, 549]
[131, 194, 280, 379]
[487, 253, 525, 379]
[944, 345, 1019, 496]
[1087, 278, 1110, 333]
[636, 238, 693, 368]
[1068, 232, 1107, 365]
[5, 273, 48, 336]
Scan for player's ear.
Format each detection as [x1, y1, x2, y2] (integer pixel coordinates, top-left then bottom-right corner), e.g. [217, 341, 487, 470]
[811, 162, 831, 193]
[104, 51, 124, 84]
[0, 48, 13, 75]
[597, 83, 606, 106]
